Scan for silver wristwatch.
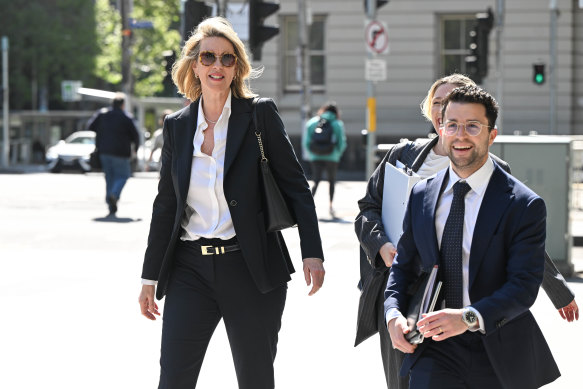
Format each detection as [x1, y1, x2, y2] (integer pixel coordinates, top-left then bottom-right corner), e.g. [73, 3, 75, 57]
[462, 307, 478, 329]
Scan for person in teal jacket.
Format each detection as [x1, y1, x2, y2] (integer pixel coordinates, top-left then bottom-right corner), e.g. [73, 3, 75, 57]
[303, 101, 347, 217]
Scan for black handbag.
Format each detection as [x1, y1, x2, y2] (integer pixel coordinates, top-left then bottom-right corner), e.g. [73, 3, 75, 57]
[252, 98, 297, 232]
[89, 148, 101, 169]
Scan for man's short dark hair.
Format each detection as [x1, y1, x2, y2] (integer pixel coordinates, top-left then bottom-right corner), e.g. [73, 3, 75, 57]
[441, 85, 499, 130]
[112, 92, 126, 109]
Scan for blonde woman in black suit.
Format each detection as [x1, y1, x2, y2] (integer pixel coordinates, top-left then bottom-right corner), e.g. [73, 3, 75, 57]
[138, 17, 325, 389]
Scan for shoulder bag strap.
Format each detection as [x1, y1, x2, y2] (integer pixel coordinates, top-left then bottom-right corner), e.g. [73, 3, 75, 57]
[252, 97, 268, 161]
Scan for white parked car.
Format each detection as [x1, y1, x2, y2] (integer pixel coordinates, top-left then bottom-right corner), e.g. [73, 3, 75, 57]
[45, 131, 96, 173]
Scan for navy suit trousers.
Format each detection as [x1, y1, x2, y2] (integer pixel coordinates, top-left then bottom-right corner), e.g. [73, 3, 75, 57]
[159, 239, 287, 389]
[409, 332, 503, 389]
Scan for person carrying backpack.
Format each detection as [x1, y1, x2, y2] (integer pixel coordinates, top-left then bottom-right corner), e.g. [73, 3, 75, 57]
[303, 101, 347, 217]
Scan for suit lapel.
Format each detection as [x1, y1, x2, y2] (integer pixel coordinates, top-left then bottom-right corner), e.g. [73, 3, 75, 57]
[174, 101, 198, 202]
[468, 165, 514, 287]
[423, 169, 448, 266]
[224, 97, 253, 177]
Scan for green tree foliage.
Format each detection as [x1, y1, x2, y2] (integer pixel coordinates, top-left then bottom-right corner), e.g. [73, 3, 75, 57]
[95, 0, 182, 97]
[0, 0, 98, 110]
[130, 0, 182, 97]
[0, 0, 183, 109]
[94, 0, 122, 85]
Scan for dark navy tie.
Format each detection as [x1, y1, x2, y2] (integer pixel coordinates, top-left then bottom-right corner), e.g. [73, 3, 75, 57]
[441, 181, 471, 309]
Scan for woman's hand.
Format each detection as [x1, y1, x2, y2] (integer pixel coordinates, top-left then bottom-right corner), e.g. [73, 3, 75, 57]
[303, 258, 325, 296]
[139, 284, 160, 320]
[558, 299, 579, 322]
[379, 242, 397, 267]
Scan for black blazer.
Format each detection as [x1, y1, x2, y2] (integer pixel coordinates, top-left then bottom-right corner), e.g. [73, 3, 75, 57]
[142, 97, 324, 300]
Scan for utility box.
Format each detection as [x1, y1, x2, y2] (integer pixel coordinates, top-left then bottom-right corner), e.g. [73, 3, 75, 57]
[490, 135, 573, 276]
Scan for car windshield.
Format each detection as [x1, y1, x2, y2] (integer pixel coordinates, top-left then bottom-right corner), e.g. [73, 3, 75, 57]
[69, 137, 95, 145]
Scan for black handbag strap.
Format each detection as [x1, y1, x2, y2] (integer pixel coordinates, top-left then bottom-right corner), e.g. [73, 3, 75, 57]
[252, 97, 268, 161]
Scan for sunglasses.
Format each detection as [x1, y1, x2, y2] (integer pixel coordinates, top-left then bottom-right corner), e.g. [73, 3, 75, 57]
[199, 51, 238, 67]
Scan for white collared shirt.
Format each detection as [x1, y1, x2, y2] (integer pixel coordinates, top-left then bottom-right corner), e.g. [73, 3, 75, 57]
[434, 157, 495, 331]
[142, 93, 235, 285]
[181, 92, 236, 241]
[386, 158, 495, 332]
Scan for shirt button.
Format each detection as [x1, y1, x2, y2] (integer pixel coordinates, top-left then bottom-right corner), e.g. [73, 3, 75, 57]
[230, 200, 238, 207]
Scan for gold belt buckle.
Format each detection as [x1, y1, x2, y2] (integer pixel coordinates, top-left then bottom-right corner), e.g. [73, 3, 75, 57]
[201, 245, 226, 255]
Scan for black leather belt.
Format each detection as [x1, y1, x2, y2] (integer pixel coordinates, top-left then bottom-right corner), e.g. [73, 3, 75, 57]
[182, 237, 240, 256]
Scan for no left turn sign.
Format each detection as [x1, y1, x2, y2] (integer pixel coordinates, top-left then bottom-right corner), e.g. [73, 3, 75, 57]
[365, 20, 389, 55]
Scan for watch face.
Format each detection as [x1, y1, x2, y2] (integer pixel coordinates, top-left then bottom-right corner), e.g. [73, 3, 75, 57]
[465, 310, 477, 323]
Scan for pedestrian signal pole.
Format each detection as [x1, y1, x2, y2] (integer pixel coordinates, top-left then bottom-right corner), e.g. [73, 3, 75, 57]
[1, 36, 8, 169]
[549, 0, 558, 134]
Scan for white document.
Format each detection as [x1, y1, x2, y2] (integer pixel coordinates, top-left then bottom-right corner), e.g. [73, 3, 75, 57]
[381, 161, 421, 245]
[420, 266, 441, 315]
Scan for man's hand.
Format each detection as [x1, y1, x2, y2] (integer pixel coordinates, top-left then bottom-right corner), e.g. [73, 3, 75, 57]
[379, 242, 397, 267]
[416, 309, 469, 341]
[303, 258, 325, 296]
[139, 284, 160, 320]
[558, 299, 579, 322]
[388, 316, 417, 354]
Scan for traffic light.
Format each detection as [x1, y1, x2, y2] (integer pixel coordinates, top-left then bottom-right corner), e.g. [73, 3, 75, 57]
[162, 50, 176, 96]
[465, 8, 494, 84]
[364, 0, 389, 14]
[249, 0, 280, 61]
[533, 63, 545, 85]
[183, 0, 212, 41]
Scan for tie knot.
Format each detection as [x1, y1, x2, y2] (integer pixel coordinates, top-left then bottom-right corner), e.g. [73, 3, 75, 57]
[453, 181, 471, 199]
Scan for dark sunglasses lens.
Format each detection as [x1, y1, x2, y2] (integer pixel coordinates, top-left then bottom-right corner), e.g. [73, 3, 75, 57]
[200, 52, 216, 66]
[221, 54, 236, 67]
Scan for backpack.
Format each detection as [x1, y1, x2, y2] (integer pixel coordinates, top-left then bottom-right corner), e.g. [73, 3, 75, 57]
[309, 118, 336, 155]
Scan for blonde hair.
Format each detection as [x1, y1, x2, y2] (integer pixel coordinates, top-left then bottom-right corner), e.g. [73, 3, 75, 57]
[420, 74, 476, 122]
[172, 17, 261, 101]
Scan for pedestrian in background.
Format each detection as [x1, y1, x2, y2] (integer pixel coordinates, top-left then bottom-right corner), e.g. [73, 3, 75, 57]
[138, 17, 325, 389]
[354, 73, 577, 389]
[87, 92, 140, 216]
[303, 101, 347, 218]
[146, 109, 173, 171]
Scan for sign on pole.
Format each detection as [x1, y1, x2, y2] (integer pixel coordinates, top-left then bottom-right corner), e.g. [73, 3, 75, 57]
[365, 58, 387, 82]
[61, 80, 82, 102]
[365, 20, 389, 55]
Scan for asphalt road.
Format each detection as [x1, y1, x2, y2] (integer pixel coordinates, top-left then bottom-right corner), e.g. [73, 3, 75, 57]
[0, 172, 580, 388]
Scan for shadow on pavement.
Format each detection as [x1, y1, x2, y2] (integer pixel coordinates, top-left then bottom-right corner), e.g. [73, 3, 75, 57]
[93, 215, 142, 223]
[318, 217, 352, 224]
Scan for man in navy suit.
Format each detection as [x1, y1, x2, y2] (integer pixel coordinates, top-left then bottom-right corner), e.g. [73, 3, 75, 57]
[384, 85, 560, 388]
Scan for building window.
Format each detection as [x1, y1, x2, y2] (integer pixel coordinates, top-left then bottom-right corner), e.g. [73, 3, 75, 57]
[439, 14, 475, 76]
[281, 15, 326, 93]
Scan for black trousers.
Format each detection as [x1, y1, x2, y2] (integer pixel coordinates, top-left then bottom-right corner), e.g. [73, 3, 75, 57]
[408, 332, 503, 389]
[159, 238, 287, 389]
[310, 161, 338, 201]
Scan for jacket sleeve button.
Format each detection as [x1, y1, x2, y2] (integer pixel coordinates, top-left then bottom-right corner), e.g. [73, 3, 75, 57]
[230, 200, 237, 206]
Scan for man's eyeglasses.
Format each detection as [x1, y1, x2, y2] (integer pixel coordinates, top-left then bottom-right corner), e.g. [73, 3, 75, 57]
[440, 120, 490, 137]
[199, 51, 237, 67]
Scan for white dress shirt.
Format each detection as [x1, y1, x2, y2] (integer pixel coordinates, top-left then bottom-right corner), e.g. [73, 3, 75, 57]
[435, 158, 494, 332]
[180, 92, 236, 241]
[142, 92, 235, 286]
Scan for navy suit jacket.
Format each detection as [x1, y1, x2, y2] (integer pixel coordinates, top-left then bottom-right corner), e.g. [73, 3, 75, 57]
[141, 97, 323, 300]
[385, 162, 560, 388]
